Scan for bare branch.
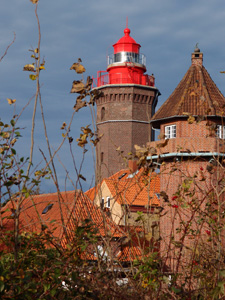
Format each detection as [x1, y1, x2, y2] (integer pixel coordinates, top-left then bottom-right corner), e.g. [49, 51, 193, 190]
[0, 32, 16, 63]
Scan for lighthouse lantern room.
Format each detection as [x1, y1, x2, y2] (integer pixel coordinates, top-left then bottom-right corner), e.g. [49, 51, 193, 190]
[94, 27, 155, 87]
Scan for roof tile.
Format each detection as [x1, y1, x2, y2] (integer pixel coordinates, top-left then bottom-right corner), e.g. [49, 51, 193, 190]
[101, 168, 160, 207]
[152, 51, 225, 123]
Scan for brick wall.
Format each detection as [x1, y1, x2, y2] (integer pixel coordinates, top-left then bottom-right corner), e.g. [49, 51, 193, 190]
[148, 118, 225, 271]
[96, 85, 158, 179]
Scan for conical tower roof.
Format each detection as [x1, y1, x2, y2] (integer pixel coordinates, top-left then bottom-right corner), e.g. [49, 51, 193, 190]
[151, 47, 225, 126]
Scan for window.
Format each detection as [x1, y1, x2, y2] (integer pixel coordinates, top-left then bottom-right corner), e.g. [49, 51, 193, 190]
[165, 125, 176, 139]
[217, 125, 225, 139]
[106, 197, 110, 208]
[101, 198, 104, 209]
[42, 204, 53, 214]
[118, 172, 127, 180]
[101, 152, 104, 163]
[114, 52, 139, 64]
[101, 107, 105, 121]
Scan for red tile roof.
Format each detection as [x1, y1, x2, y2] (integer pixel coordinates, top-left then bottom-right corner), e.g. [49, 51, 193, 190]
[1, 190, 124, 249]
[152, 51, 225, 124]
[103, 168, 160, 207]
[1, 190, 152, 262]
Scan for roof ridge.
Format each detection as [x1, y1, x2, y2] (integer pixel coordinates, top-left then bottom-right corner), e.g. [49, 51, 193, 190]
[30, 190, 77, 198]
[199, 66, 215, 114]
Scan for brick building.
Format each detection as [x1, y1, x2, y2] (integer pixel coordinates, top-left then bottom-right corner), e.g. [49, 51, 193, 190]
[94, 27, 225, 272]
[148, 46, 225, 271]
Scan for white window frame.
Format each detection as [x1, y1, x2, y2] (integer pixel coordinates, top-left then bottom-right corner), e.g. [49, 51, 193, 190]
[106, 197, 110, 208]
[165, 125, 176, 139]
[217, 125, 225, 139]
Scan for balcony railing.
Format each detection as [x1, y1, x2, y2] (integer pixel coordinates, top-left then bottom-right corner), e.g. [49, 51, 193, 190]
[93, 71, 155, 88]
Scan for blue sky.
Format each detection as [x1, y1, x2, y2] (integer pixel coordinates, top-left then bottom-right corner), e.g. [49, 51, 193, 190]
[1, 0, 225, 193]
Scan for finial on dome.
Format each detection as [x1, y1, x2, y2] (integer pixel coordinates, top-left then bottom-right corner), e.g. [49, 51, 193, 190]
[124, 28, 130, 36]
[194, 43, 200, 52]
[124, 17, 130, 36]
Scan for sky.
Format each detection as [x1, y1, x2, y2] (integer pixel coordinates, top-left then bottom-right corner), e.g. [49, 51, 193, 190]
[1, 0, 225, 193]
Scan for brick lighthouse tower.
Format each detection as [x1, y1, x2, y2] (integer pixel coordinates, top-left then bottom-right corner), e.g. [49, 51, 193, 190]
[93, 26, 160, 180]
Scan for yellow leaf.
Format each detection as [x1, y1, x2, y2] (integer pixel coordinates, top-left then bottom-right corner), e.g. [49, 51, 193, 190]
[70, 80, 85, 93]
[30, 0, 39, 3]
[34, 170, 41, 176]
[81, 125, 92, 135]
[187, 115, 195, 124]
[10, 138, 17, 146]
[2, 132, 10, 139]
[70, 63, 86, 74]
[39, 66, 45, 70]
[7, 98, 16, 105]
[29, 74, 37, 81]
[145, 232, 152, 241]
[23, 64, 35, 72]
[73, 99, 87, 112]
[34, 48, 39, 53]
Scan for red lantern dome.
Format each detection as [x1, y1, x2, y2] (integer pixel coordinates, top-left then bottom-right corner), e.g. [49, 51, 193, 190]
[94, 27, 155, 87]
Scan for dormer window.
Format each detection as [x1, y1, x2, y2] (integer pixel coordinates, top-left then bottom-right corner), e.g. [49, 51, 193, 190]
[42, 204, 53, 215]
[165, 125, 176, 139]
[217, 125, 225, 139]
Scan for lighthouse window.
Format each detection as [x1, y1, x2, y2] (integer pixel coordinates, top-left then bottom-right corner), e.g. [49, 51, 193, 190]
[101, 107, 105, 121]
[114, 52, 139, 64]
[217, 125, 225, 139]
[165, 125, 176, 139]
[114, 53, 122, 62]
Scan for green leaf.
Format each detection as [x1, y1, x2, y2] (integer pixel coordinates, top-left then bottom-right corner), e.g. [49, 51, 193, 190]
[50, 289, 57, 297]
[10, 119, 15, 127]
[171, 286, 181, 294]
[43, 283, 50, 292]
[11, 148, 16, 155]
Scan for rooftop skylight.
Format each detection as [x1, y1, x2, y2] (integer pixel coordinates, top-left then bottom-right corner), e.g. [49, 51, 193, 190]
[42, 203, 53, 215]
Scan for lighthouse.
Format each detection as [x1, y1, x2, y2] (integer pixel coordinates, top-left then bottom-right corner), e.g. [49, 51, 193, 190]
[93, 26, 160, 180]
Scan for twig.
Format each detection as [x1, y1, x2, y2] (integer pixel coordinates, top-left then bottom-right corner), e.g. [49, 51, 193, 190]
[0, 32, 16, 62]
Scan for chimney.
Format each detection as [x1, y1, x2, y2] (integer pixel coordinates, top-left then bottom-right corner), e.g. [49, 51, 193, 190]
[191, 45, 203, 67]
[128, 160, 138, 173]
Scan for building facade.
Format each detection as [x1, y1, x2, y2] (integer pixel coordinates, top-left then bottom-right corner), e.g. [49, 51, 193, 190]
[149, 47, 225, 271]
